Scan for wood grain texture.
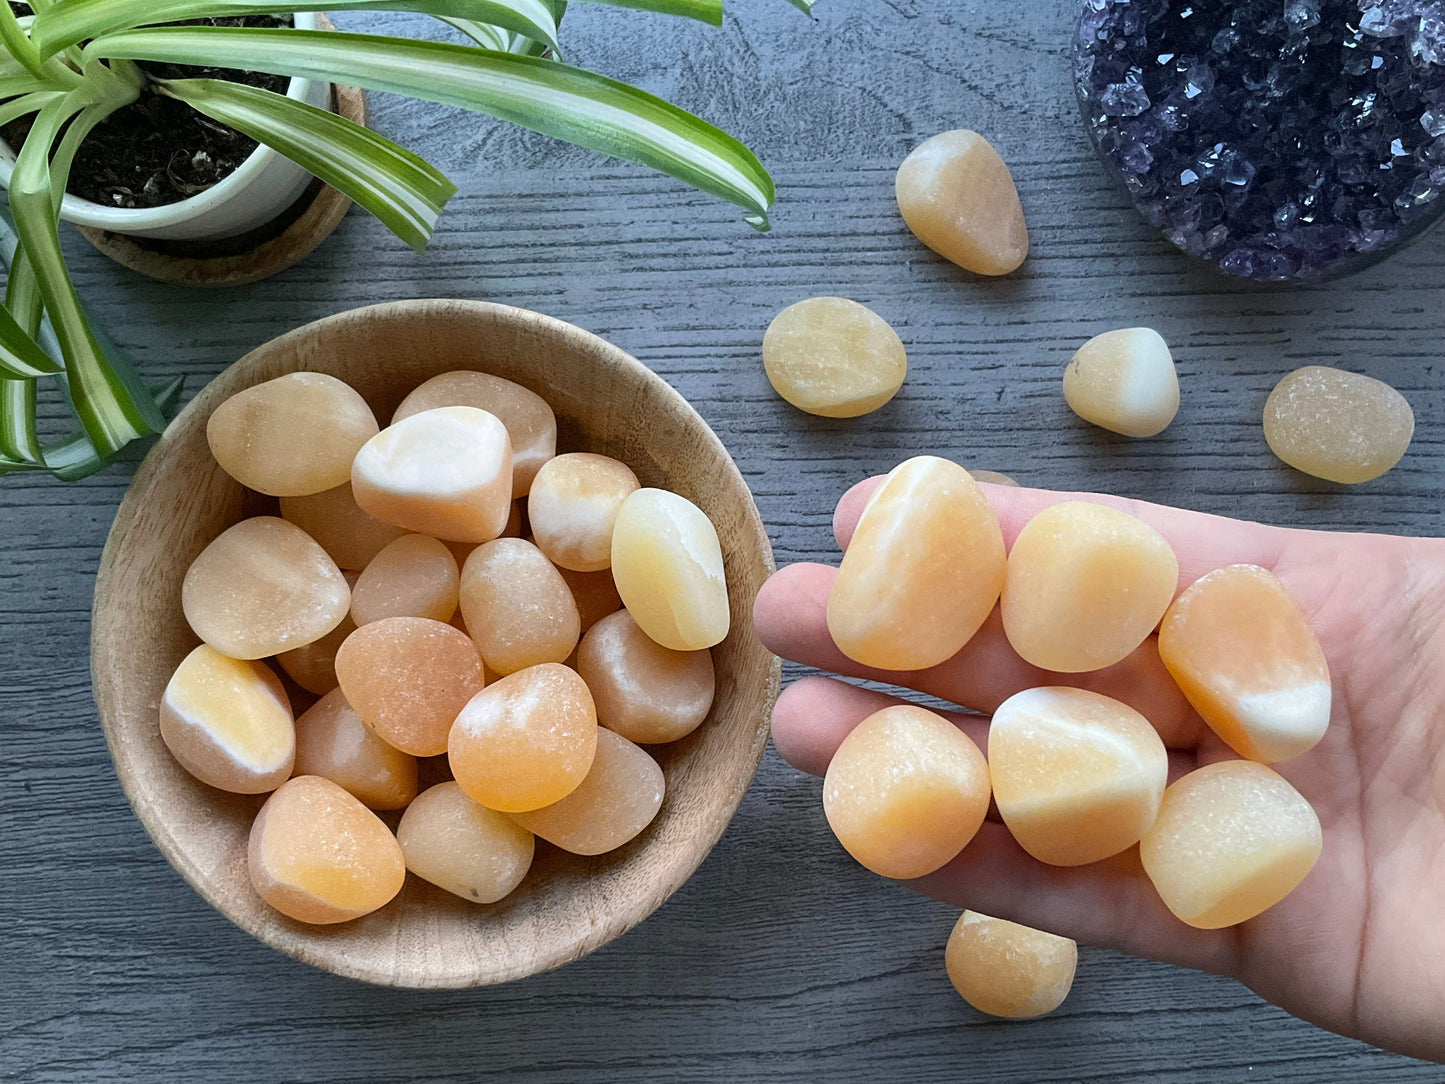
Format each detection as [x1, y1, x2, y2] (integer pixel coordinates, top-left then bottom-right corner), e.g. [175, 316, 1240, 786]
[3, 0, 1443, 1078]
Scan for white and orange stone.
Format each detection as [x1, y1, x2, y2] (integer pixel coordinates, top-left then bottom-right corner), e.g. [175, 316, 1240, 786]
[352, 406, 513, 543]
[160, 645, 294, 793]
[528, 453, 639, 572]
[988, 687, 1168, 866]
[392, 371, 556, 497]
[1159, 564, 1331, 763]
[827, 456, 1005, 671]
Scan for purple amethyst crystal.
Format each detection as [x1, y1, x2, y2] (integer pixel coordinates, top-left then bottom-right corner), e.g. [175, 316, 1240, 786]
[1075, 0, 1445, 281]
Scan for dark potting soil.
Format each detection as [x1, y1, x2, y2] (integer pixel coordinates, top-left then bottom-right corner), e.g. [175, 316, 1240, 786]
[1, 14, 297, 210]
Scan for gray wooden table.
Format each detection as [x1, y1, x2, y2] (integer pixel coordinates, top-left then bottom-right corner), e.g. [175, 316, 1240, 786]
[4, 2, 1442, 1080]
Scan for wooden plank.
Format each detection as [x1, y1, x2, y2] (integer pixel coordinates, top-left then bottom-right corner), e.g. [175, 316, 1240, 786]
[2, 0, 1442, 1078]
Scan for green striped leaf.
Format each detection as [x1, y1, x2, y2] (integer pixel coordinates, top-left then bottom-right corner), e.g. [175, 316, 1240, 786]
[8, 95, 164, 455]
[35, 0, 561, 59]
[160, 77, 457, 251]
[89, 27, 775, 228]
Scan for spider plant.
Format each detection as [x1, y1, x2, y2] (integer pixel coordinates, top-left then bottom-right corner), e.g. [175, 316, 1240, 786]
[0, 0, 810, 481]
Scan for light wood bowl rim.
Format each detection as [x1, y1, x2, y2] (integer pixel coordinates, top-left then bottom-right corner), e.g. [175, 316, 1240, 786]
[91, 299, 780, 988]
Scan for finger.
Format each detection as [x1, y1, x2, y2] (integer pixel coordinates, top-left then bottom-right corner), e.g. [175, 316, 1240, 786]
[833, 476, 1286, 590]
[771, 675, 989, 777]
[910, 825, 1240, 977]
[754, 562, 1206, 748]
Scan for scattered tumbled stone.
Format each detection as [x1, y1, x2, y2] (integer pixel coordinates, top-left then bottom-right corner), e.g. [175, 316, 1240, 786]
[1063, 327, 1180, 438]
[895, 130, 1029, 276]
[1264, 365, 1414, 483]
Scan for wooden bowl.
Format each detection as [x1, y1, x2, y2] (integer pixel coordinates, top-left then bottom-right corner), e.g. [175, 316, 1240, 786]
[92, 299, 780, 988]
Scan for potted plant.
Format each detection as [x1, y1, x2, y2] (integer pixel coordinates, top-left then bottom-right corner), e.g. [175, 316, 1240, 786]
[0, 0, 808, 480]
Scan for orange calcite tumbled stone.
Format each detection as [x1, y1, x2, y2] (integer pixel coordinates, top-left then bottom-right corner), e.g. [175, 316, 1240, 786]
[397, 781, 535, 903]
[160, 645, 294, 793]
[1001, 501, 1178, 673]
[182, 516, 350, 660]
[350, 534, 459, 626]
[279, 483, 407, 571]
[971, 469, 1021, 487]
[827, 456, 1005, 671]
[248, 775, 405, 924]
[761, 297, 908, 418]
[528, 453, 640, 572]
[895, 130, 1029, 277]
[352, 406, 513, 543]
[557, 565, 623, 634]
[448, 663, 598, 812]
[293, 688, 418, 810]
[1140, 761, 1322, 929]
[945, 912, 1078, 1019]
[334, 617, 485, 756]
[577, 610, 715, 744]
[393, 371, 556, 497]
[1159, 565, 1331, 764]
[206, 372, 379, 497]
[989, 687, 1168, 866]
[459, 538, 580, 675]
[510, 727, 664, 854]
[610, 489, 730, 651]
[823, 704, 990, 879]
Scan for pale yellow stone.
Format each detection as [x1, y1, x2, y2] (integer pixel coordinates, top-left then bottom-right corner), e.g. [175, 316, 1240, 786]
[1140, 761, 1322, 929]
[823, 704, 990, 879]
[182, 516, 350, 660]
[509, 727, 665, 855]
[1064, 328, 1180, 438]
[351, 406, 513, 543]
[1264, 366, 1413, 484]
[895, 129, 1028, 276]
[945, 912, 1077, 1019]
[396, 781, 534, 904]
[989, 687, 1167, 866]
[1001, 501, 1178, 673]
[206, 372, 378, 497]
[393, 371, 557, 497]
[828, 456, 1005, 671]
[762, 297, 907, 418]
[611, 488, 729, 651]
[528, 453, 640, 572]
[160, 645, 294, 794]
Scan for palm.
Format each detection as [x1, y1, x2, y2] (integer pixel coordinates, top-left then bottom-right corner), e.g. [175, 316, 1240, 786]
[753, 480, 1445, 1063]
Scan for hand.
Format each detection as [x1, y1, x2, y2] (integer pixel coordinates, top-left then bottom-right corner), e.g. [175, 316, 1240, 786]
[752, 477, 1445, 1063]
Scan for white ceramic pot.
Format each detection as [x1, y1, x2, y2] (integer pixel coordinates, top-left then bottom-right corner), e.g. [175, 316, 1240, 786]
[0, 12, 331, 241]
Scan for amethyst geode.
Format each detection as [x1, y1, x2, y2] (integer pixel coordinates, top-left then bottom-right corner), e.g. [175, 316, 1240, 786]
[1074, 0, 1445, 281]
